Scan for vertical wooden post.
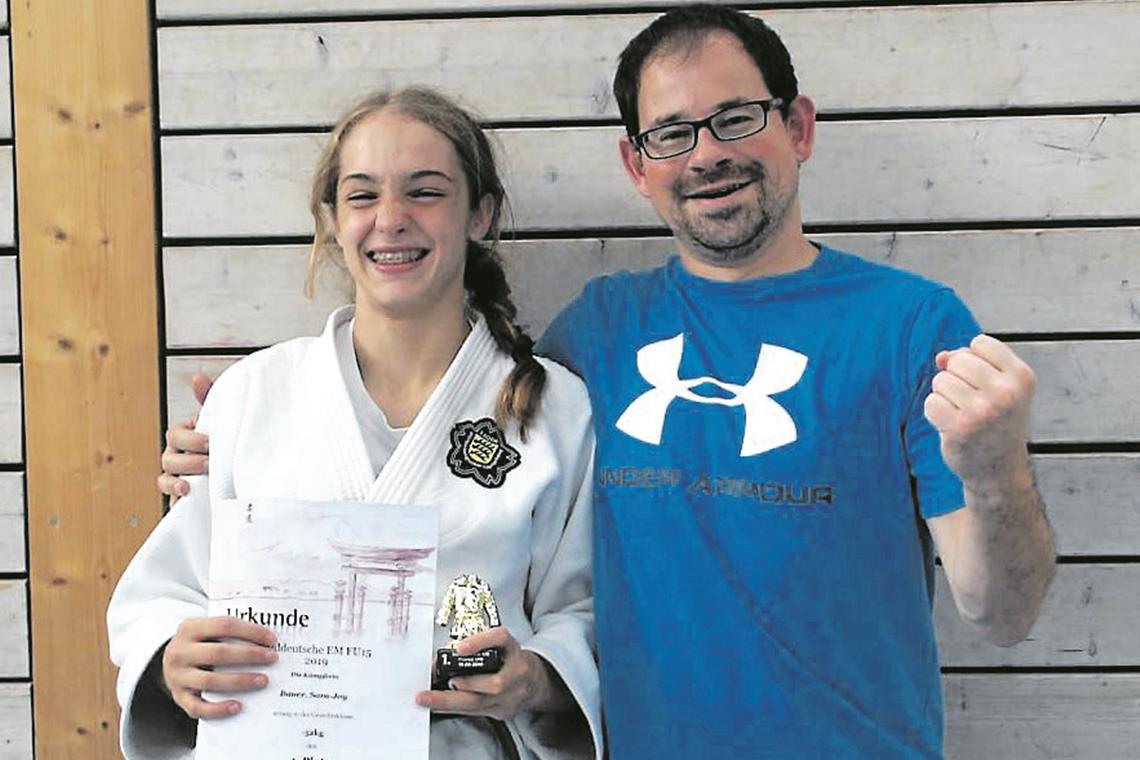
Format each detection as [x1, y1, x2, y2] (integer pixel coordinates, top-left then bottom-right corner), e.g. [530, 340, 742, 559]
[11, 1, 162, 756]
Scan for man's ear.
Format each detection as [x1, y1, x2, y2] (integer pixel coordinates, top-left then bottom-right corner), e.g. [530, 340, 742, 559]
[785, 95, 817, 164]
[618, 136, 652, 199]
[468, 194, 495, 240]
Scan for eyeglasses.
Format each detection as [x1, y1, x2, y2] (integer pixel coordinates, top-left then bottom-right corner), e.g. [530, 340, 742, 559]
[632, 98, 785, 160]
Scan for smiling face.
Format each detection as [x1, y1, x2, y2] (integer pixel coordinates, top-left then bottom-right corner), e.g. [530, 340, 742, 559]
[619, 31, 815, 278]
[331, 108, 491, 320]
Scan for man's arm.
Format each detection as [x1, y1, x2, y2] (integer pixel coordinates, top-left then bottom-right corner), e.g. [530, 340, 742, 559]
[158, 373, 213, 502]
[924, 335, 1056, 646]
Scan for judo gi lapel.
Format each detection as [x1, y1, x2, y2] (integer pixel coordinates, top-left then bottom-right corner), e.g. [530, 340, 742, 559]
[365, 314, 500, 505]
[302, 305, 377, 501]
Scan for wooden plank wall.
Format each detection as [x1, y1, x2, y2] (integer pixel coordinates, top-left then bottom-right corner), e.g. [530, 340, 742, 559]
[4, 0, 163, 756]
[0, 3, 34, 756]
[150, 1, 1140, 758]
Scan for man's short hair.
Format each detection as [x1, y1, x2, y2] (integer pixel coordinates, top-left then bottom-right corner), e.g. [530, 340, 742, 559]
[613, 3, 799, 139]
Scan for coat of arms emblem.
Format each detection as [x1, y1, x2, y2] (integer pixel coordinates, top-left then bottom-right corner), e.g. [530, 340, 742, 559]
[446, 417, 521, 488]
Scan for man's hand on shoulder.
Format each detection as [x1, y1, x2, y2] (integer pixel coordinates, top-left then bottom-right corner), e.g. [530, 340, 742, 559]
[158, 374, 214, 505]
[923, 334, 1036, 498]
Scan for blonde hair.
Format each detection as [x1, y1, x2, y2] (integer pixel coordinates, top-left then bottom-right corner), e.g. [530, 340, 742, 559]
[305, 87, 546, 439]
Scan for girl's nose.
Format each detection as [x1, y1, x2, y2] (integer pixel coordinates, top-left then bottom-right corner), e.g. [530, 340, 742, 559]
[372, 196, 409, 234]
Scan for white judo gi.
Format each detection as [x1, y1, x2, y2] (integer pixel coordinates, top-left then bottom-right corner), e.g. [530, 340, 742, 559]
[108, 306, 601, 760]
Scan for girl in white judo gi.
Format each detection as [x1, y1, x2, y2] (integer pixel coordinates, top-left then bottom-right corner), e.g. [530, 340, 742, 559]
[107, 88, 600, 760]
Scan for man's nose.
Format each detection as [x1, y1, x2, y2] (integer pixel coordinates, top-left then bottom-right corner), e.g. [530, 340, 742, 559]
[687, 123, 734, 172]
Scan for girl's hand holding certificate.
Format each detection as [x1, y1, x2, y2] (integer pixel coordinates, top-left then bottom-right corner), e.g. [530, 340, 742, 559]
[161, 615, 279, 719]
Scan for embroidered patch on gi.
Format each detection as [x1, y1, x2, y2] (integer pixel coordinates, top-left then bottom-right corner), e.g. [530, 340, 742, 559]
[446, 417, 521, 489]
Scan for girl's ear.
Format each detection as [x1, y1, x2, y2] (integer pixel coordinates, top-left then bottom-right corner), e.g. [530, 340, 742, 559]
[469, 194, 495, 239]
[320, 202, 341, 247]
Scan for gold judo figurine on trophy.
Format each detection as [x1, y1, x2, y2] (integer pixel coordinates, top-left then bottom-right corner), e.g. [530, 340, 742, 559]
[433, 573, 503, 689]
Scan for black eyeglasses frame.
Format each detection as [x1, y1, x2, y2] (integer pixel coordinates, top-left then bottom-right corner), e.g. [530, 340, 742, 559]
[632, 98, 787, 160]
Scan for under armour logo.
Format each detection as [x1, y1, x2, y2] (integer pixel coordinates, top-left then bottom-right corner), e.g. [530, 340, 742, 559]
[616, 334, 807, 457]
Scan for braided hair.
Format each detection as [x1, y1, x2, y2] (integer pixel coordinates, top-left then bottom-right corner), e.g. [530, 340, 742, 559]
[463, 239, 545, 440]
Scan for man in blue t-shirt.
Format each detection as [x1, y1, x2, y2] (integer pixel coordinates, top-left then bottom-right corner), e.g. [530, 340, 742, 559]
[531, 6, 1054, 757]
[160, 5, 1055, 758]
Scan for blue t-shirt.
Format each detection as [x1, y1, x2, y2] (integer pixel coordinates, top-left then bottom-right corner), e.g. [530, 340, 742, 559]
[537, 246, 979, 759]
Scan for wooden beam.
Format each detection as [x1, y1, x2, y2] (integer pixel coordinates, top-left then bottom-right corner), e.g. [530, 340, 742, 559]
[159, 228, 1140, 346]
[936, 565, 1140, 667]
[156, 3, 1140, 128]
[0, 473, 26, 573]
[161, 115, 1140, 237]
[156, 0, 842, 21]
[11, 1, 162, 756]
[0, 684, 33, 757]
[943, 674, 1140, 758]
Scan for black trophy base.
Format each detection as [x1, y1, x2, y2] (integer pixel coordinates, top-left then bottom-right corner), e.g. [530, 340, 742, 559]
[432, 646, 503, 690]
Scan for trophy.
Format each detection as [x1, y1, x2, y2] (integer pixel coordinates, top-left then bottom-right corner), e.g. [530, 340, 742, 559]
[433, 573, 503, 689]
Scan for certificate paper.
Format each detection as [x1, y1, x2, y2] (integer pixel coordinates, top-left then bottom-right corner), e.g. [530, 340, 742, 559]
[197, 498, 439, 760]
